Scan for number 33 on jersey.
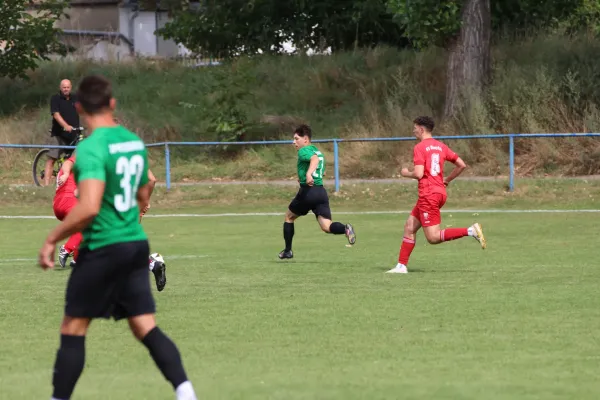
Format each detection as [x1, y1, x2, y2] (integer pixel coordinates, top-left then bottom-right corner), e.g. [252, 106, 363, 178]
[412, 138, 458, 197]
[74, 126, 150, 251]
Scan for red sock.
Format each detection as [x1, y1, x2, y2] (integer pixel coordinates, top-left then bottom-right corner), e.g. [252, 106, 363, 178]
[398, 237, 416, 265]
[72, 247, 79, 262]
[440, 228, 469, 242]
[64, 232, 82, 255]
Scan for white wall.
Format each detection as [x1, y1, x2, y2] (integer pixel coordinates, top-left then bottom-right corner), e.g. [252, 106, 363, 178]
[133, 11, 157, 56]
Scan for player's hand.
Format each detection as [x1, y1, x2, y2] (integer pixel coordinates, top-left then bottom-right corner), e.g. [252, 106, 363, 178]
[306, 174, 314, 186]
[65, 125, 73, 133]
[38, 240, 56, 270]
[401, 168, 410, 177]
[57, 174, 67, 186]
[140, 204, 150, 215]
[443, 180, 449, 187]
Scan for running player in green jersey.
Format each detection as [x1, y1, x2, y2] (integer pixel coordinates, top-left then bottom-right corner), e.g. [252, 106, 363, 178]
[279, 125, 356, 259]
[38, 75, 197, 400]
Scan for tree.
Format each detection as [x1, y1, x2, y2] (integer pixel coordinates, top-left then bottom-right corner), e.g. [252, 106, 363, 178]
[0, 0, 68, 79]
[443, 0, 491, 118]
[387, 0, 490, 119]
[157, 0, 406, 58]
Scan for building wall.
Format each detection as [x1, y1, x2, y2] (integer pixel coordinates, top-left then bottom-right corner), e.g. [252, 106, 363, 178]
[57, 5, 120, 32]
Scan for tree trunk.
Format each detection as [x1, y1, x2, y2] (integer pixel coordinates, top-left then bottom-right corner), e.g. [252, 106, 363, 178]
[443, 0, 491, 119]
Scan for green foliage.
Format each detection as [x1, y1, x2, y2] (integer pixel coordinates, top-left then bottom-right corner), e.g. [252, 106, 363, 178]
[157, 0, 406, 58]
[386, 0, 462, 48]
[565, 0, 600, 35]
[0, 0, 68, 79]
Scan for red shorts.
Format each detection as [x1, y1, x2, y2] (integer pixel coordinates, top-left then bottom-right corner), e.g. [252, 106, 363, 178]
[410, 193, 447, 227]
[53, 198, 77, 221]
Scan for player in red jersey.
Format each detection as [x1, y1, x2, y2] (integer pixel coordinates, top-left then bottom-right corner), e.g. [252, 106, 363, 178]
[387, 116, 486, 274]
[53, 155, 83, 268]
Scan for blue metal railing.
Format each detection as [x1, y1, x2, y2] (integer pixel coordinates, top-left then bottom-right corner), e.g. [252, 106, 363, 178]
[4, 133, 599, 191]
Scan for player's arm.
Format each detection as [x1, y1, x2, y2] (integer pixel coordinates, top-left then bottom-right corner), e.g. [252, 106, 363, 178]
[401, 165, 424, 180]
[138, 168, 156, 221]
[57, 159, 74, 186]
[39, 179, 104, 269]
[305, 155, 319, 186]
[444, 157, 467, 186]
[401, 145, 425, 180]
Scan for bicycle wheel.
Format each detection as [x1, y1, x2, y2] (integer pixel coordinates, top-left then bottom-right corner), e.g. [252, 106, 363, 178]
[32, 149, 61, 187]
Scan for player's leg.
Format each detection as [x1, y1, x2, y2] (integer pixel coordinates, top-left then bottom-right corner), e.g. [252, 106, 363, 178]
[279, 209, 299, 259]
[316, 215, 356, 244]
[128, 314, 197, 400]
[312, 187, 356, 244]
[420, 194, 486, 248]
[387, 214, 421, 274]
[50, 245, 108, 400]
[119, 241, 197, 400]
[149, 253, 167, 292]
[51, 316, 91, 400]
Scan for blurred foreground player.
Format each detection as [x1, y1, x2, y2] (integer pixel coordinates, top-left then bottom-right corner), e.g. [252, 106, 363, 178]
[387, 116, 486, 274]
[38, 75, 197, 400]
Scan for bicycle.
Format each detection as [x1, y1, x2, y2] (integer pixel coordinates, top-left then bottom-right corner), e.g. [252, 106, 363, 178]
[32, 127, 85, 187]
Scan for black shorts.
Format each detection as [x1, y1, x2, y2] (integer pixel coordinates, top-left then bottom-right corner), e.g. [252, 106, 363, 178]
[47, 135, 71, 159]
[288, 185, 332, 220]
[64, 240, 155, 321]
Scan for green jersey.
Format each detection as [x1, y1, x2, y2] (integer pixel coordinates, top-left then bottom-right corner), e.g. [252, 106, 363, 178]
[297, 144, 325, 186]
[74, 126, 149, 251]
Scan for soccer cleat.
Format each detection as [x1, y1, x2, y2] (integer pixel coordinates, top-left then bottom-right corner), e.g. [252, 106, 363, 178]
[345, 223, 356, 245]
[472, 223, 486, 249]
[58, 246, 70, 268]
[278, 249, 293, 259]
[386, 264, 408, 274]
[152, 260, 167, 292]
[69, 260, 76, 268]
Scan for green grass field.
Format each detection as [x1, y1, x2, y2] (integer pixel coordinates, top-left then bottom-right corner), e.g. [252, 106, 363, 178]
[1, 196, 599, 399]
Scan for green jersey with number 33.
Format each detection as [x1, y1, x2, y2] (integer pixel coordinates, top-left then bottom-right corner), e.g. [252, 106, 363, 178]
[74, 126, 149, 251]
[297, 144, 325, 186]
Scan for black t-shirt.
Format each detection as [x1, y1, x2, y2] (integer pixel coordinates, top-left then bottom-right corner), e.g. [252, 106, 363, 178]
[50, 93, 80, 139]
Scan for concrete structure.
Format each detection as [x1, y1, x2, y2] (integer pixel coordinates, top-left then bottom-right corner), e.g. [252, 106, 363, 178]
[49, 0, 189, 60]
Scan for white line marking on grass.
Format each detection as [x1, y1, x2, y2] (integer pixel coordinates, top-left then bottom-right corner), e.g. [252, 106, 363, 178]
[0, 209, 599, 220]
[0, 255, 207, 264]
[0, 258, 37, 263]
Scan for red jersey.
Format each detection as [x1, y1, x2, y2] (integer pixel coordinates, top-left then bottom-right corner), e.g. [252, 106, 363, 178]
[413, 138, 458, 197]
[53, 156, 77, 206]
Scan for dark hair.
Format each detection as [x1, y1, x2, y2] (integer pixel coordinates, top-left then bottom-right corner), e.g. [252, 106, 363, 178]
[413, 116, 435, 132]
[76, 75, 112, 114]
[294, 124, 312, 139]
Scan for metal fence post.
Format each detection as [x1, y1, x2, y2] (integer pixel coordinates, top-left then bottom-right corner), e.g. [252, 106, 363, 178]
[333, 140, 340, 192]
[509, 135, 515, 192]
[165, 143, 171, 191]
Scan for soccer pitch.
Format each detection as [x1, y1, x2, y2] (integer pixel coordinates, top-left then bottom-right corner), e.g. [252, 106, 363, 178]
[1, 210, 599, 399]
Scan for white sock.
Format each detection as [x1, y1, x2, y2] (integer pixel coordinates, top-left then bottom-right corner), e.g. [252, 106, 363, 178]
[467, 226, 475, 236]
[149, 260, 154, 271]
[175, 381, 197, 400]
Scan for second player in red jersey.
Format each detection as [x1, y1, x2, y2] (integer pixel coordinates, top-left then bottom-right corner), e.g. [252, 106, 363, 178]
[387, 116, 486, 274]
[53, 155, 82, 268]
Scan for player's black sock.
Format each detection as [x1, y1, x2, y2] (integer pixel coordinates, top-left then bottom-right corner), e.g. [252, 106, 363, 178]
[329, 222, 346, 234]
[142, 326, 188, 389]
[284, 222, 294, 251]
[52, 334, 86, 400]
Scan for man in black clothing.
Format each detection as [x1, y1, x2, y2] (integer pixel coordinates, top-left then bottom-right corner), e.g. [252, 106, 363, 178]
[45, 79, 80, 186]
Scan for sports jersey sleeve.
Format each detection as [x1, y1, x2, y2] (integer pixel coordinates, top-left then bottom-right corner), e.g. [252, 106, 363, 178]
[445, 145, 459, 162]
[75, 140, 106, 182]
[413, 145, 426, 166]
[298, 147, 315, 162]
